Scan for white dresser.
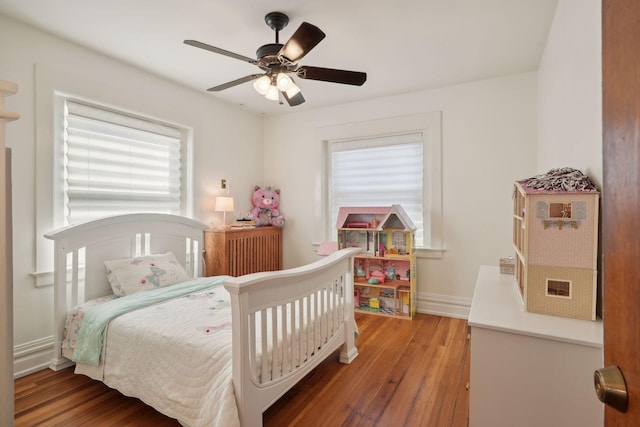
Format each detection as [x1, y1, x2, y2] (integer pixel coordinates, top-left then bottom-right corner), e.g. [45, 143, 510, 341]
[468, 266, 603, 427]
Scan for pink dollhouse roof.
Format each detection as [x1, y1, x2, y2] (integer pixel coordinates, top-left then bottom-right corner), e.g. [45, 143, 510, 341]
[380, 204, 416, 231]
[335, 205, 416, 231]
[335, 206, 390, 229]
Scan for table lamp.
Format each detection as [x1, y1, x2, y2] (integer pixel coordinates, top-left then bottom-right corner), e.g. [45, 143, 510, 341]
[215, 196, 235, 228]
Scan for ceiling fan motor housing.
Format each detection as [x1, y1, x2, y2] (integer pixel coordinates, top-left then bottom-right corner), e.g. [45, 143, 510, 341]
[256, 43, 283, 65]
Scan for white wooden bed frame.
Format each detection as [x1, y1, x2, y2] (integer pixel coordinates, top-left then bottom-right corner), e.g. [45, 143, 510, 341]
[45, 213, 360, 426]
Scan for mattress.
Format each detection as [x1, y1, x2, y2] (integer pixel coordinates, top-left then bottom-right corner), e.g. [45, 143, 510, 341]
[66, 278, 238, 426]
[64, 277, 334, 427]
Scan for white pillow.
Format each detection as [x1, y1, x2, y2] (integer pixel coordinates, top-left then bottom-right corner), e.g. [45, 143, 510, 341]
[105, 252, 189, 296]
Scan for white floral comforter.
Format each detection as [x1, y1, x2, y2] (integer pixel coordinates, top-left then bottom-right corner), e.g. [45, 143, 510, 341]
[72, 279, 240, 427]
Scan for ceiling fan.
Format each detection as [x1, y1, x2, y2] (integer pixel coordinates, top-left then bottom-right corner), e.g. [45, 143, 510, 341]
[184, 11, 367, 106]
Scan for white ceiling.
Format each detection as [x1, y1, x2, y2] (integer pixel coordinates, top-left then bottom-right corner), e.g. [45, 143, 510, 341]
[0, 0, 558, 115]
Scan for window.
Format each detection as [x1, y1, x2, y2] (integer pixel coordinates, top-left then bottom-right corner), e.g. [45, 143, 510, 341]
[61, 99, 186, 225]
[34, 64, 193, 286]
[329, 133, 425, 246]
[319, 112, 442, 250]
[546, 279, 572, 298]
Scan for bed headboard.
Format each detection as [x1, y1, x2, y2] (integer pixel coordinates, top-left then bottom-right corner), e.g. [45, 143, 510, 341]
[45, 213, 208, 370]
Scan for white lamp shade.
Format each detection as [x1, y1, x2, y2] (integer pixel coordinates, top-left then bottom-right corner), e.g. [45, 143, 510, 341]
[215, 196, 235, 212]
[276, 73, 293, 91]
[265, 84, 280, 101]
[253, 75, 271, 95]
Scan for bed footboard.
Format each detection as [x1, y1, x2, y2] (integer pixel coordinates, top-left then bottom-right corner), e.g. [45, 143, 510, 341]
[224, 247, 360, 427]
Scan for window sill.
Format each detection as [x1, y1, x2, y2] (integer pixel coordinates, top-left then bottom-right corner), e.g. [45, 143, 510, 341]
[414, 247, 445, 259]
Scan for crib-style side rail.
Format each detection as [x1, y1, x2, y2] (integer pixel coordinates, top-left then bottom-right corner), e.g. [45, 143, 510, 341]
[224, 247, 360, 427]
[249, 275, 347, 385]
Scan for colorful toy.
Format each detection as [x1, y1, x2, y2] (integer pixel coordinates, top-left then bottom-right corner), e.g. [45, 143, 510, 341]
[251, 186, 285, 227]
[336, 205, 417, 319]
[369, 270, 386, 283]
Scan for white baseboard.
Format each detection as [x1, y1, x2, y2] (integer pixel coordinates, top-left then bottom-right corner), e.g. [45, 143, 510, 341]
[13, 336, 54, 379]
[416, 292, 471, 319]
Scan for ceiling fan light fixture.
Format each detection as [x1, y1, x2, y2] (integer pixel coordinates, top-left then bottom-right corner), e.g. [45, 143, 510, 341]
[276, 73, 293, 91]
[265, 84, 280, 101]
[253, 75, 271, 95]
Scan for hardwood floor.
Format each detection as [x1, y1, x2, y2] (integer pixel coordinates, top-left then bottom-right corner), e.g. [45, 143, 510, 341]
[14, 313, 470, 426]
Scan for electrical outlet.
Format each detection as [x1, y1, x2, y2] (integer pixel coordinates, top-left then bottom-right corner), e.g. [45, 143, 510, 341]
[221, 179, 227, 189]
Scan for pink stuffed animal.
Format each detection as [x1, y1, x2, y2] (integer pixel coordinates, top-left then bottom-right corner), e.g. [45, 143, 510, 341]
[251, 186, 285, 227]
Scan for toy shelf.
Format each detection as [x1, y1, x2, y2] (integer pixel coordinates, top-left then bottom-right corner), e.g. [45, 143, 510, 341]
[352, 252, 414, 319]
[354, 280, 412, 318]
[336, 205, 417, 319]
[353, 253, 411, 261]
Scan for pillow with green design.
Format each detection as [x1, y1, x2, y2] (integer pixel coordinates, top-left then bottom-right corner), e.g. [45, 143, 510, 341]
[105, 252, 189, 296]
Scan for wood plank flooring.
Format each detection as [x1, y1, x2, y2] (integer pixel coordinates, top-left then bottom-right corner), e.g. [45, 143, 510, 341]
[14, 313, 470, 426]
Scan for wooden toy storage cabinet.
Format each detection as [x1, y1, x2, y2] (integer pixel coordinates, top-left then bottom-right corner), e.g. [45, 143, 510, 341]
[336, 205, 416, 320]
[512, 181, 599, 320]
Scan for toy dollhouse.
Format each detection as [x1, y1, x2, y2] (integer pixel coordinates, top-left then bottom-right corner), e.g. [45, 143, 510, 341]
[336, 205, 416, 319]
[512, 168, 600, 320]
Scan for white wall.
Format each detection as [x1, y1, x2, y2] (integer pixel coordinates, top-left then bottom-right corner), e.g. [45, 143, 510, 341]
[0, 14, 264, 376]
[537, 0, 602, 186]
[263, 73, 538, 317]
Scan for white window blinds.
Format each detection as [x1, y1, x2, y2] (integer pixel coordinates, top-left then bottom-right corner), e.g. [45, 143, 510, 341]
[330, 133, 424, 246]
[64, 100, 183, 225]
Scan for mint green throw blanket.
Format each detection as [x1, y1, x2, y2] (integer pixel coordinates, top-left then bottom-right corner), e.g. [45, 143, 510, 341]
[73, 276, 230, 366]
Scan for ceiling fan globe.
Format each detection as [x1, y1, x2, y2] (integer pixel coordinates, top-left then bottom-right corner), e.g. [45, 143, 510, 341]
[276, 73, 293, 91]
[265, 84, 280, 101]
[253, 75, 271, 95]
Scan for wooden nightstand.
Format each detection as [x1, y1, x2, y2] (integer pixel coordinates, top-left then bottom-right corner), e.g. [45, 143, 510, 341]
[204, 226, 282, 277]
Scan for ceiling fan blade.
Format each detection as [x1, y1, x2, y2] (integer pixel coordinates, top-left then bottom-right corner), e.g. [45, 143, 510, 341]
[184, 40, 257, 65]
[296, 66, 367, 86]
[278, 22, 326, 65]
[207, 74, 264, 92]
[282, 89, 305, 106]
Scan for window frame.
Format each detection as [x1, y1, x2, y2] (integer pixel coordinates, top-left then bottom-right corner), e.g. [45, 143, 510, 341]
[317, 112, 443, 252]
[328, 133, 426, 246]
[34, 64, 193, 286]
